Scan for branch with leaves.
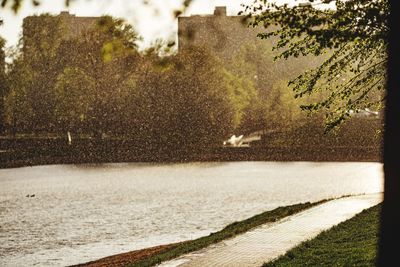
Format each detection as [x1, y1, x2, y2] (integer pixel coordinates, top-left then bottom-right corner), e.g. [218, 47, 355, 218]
[242, 0, 388, 131]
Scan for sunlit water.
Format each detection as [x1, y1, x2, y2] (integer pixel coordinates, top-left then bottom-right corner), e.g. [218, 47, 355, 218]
[0, 162, 383, 266]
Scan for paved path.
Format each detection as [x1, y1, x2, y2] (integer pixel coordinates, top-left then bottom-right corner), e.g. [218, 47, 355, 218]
[159, 193, 383, 267]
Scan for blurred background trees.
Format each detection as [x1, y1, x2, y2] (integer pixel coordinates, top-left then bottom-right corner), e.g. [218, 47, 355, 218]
[0, 3, 382, 153]
[1, 11, 326, 150]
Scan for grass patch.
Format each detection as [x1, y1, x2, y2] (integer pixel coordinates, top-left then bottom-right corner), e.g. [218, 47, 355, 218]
[263, 203, 381, 267]
[128, 199, 329, 267]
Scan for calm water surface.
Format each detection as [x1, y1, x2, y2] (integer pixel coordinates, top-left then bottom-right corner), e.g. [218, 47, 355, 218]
[0, 162, 383, 266]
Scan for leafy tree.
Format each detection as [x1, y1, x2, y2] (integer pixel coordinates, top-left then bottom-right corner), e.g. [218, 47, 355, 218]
[263, 80, 305, 130]
[172, 47, 237, 148]
[4, 13, 141, 136]
[132, 47, 237, 152]
[21, 14, 65, 131]
[54, 67, 95, 133]
[61, 16, 140, 137]
[4, 56, 35, 134]
[225, 42, 326, 134]
[230, 42, 324, 98]
[243, 0, 388, 131]
[220, 64, 258, 132]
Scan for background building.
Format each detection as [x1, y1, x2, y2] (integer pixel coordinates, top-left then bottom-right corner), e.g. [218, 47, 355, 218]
[178, 6, 266, 59]
[22, 11, 98, 51]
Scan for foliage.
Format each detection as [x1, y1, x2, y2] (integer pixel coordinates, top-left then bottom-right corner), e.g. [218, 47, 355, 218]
[3, 4, 381, 152]
[221, 65, 258, 130]
[60, 16, 140, 136]
[20, 14, 65, 131]
[5, 14, 142, 134]
[3, 14, 260, 151]
[54, 67, 95, 131]
[243, 0, 388, 131]
[131, 47, 238, 151]
[225, 42, 326, 133]
[4, 57, 35, 133]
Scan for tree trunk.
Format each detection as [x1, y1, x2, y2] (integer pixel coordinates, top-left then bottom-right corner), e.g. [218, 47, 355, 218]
[378, 1, 400, 265]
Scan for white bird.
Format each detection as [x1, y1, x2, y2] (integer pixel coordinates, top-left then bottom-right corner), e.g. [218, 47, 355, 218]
[226, 134, 244, 147]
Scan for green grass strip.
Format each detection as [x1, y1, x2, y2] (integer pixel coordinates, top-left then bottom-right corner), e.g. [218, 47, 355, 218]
[128, 199, 329, 267]
[263, 203, 381, 267]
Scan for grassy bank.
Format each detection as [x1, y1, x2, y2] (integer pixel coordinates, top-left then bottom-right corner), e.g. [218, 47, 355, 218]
[263, 203, 381, 267]
[75, 200, 328, 267]
[129, 200, 327, 267]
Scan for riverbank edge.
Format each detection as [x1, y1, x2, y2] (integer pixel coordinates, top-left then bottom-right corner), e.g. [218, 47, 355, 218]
[0, 146, 381, 169]
[263, 203, 381, 266]
[73, 196, 354, 267]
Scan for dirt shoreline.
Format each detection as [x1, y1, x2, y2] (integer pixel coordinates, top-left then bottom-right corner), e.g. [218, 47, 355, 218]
[71, 242, 185, 267]
[0, 145, 381, 169]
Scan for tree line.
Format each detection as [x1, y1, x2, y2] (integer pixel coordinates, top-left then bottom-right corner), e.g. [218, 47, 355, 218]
[0, 14, 348, 150]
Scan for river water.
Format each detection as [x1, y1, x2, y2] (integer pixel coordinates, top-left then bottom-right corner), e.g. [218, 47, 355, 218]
[0, 162, 383, 266]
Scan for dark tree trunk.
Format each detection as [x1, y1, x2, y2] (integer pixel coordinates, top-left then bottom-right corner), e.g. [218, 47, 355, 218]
[378, 1, 400, 265]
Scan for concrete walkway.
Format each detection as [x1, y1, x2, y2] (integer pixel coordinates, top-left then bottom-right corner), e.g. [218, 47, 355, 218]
[159, 193, 383, 267]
